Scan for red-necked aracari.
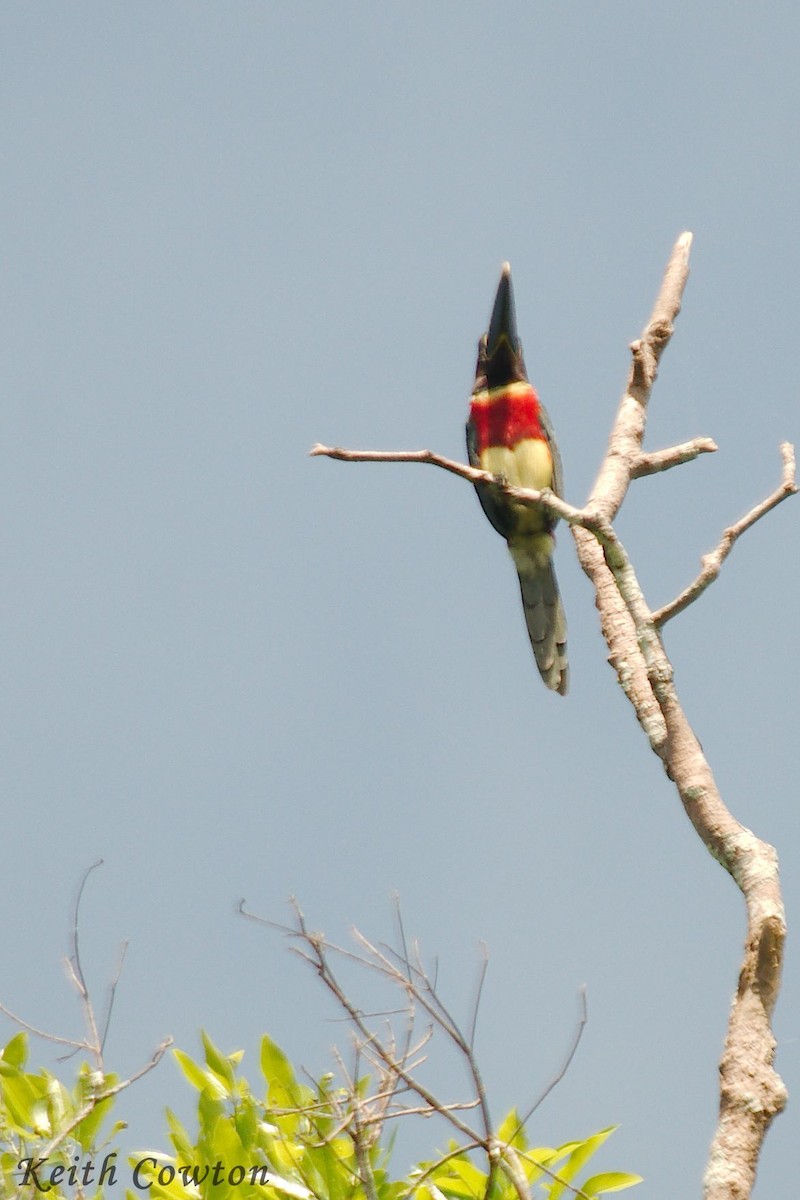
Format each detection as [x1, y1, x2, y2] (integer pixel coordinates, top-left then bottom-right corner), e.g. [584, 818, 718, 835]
[466, 263, 568, 695]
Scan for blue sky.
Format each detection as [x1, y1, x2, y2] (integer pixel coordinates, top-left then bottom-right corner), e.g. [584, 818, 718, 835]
[2, 3, 798, 1195]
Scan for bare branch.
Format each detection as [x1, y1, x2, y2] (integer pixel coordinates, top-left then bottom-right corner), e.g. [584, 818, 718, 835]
[311, 442, 587, 532]
[361, 1097, 482, 1124]
[350, 927, 494, 1140]
[283, 901, 484, 1145]
[39, 1036, 173, 1160]
[584, 230, 693, 520]
[309, 436, 669, 743]
[244, 899, 604, 1200]
[2, 866, 171, 1174]
[0, 862, 123, 1064]
[245, 893, 595, 1200]
[632, 436, 718, 478]
[100, 939, 129, 1054]
[653, 442, 798, 626]
[66, 860, 104, 1065]
[352, 930, 461, 1046]
[392, 895, 413, 984]
[520, 985, 588, 1126]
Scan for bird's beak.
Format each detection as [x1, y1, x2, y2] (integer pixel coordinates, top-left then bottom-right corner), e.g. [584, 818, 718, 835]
[486, 262, 518, 358]
[484, 262, 526, 385]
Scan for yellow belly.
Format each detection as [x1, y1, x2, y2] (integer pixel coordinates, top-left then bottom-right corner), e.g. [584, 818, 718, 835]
[480, 438, 553, 490]
[480, 438, 553, 535]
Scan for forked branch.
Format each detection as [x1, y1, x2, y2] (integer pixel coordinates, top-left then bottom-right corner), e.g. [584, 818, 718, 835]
[311, 234, 794, 1198]
[653, 442, 797, 625]
[570, 237, 790, 1200]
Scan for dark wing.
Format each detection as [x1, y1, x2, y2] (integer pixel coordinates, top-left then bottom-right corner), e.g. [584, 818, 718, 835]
[538, 399, 563, 500]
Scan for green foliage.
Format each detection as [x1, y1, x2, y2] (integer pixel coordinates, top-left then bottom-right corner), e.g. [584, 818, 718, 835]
[411, 1111, 641, 1200]
[140, 1035, 641, 1200]
[0, 1032, 123, 1198]
[0, 1032, 642, 1200]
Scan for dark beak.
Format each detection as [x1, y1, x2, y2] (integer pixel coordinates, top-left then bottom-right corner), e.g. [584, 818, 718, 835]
[484, 262, 527, 386]
[486, 262, 518, 355]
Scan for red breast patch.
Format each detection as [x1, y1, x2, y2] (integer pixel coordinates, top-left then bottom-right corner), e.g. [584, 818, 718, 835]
[470, 385, 545, 451]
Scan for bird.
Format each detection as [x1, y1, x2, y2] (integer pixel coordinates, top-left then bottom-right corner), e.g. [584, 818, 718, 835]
[466, 263, 568, 694]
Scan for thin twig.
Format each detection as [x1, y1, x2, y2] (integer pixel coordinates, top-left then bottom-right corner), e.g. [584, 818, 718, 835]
[351, 928, 494, 1140]
[352, 930, 461, 1045]
[653, 442, 797, 626]
[68, 860, 104, 1065]
[393, 894, 413, 985]
[100, 939, 129, 1054]
[361, 1097, 482, 1124]
[498, 985, 589, 1158]
[520, 985, 588, 1126]
[0, 863, 114, 1057]
[467, 943, 489, 1053]
[0, 1002, 85, 1051]
[310, 444, 477, 479]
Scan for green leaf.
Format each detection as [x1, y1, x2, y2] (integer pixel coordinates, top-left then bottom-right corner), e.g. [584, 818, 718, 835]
[0, 1068, 45, 1130]
[197, 1086, 226, 1141]
[73, 1092, 114, 1150]
[547, 1128, 617, 1200]
[173, 1049, 226, 1099]
[516, 1145, 559, 1185]
[495, 1109, 528, 1151]
[0, 1032, 28, 1069]
[301, 1140, 346, 1200]
[164, 1107, 194, 1161]
[44, 1074, 69, 1131]
[234, 1094, 259, 1151]
[127, 1154, 198, 1200]
[262, 1169, 313, 1200]
[173, 1048, 211, 1093]
[449, 1157, 488, 1193]
[260, 1036, 297, 1093]
[202, 1030, 236, 1089]
[433, 1180, 479, 1200]
[210, 1112, 244, 1165]
[579, 1171, 644, 1196]
[431, 1156, 488, 1200]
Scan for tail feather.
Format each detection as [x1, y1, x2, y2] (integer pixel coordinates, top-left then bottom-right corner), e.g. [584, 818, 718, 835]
[513, 548, 568, 695]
